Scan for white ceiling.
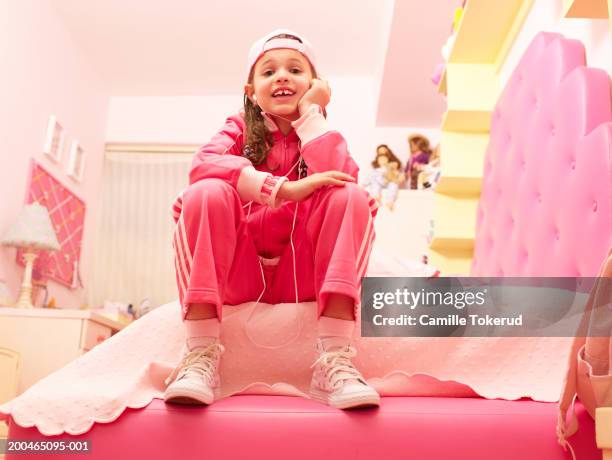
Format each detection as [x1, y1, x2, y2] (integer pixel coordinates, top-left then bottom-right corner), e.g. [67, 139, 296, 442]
[51, 0, 390, 95]
[51, 0, 452, 126]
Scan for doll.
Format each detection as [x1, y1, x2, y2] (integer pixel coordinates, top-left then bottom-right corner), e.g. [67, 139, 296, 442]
[405, 134, 432, 190]
[421, 144, 441, 189]
[364, 144, 402, 201]
[381, 160, 405, 210]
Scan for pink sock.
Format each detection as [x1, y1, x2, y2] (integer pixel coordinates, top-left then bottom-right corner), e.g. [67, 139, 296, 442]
[184, 318, 220, 351]
[318, 316, 355, 350]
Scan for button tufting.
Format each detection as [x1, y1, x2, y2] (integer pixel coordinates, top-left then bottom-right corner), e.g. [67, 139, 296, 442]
[570, 161, 576, 170]
[592, 201, 598, 212]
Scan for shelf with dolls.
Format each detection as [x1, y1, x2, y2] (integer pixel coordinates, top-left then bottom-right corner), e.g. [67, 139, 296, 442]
[430, 0, 533, 274]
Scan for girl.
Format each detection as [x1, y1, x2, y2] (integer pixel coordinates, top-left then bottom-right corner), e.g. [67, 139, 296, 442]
[405, 134, 432, 189]
[164, 29, 380, 410]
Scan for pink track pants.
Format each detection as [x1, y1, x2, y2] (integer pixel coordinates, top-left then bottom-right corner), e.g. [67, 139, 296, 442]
[172, 179, 376, 320]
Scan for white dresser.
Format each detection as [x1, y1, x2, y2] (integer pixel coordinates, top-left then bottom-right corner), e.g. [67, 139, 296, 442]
[0, 307, 125, 396]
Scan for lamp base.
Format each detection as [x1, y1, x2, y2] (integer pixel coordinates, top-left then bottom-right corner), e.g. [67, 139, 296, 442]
[16, 251, 37, 308]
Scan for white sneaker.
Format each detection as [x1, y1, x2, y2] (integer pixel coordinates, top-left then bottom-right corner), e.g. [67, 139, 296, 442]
[164, 342, 224, 405]
[309, 341, 380, 409]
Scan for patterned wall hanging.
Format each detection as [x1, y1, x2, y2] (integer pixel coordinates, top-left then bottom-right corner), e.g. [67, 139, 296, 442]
[17, 160, 86, 288]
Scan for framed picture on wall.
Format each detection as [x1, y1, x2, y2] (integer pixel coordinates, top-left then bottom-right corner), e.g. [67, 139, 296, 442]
[42, 115, 65, 163]
[67, 140, 86, 182]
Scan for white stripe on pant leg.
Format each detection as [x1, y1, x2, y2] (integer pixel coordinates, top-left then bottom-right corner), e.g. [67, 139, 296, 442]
[355, 210, 373, 270]
[358, 193, 378, 275]
[174, 229, 190, 292]
[356, 212, 374, 273]
[174, 258, 185, 304]
[170, 191, 188, 308]
[177, 210, 194, 268]
[357, 234, 375, 280]
[357, 225, 375, 279]
[174, 216, 190, 284]
[176, 214, 192, 272]
[174, 256, 186, 304]
[171, 192, 191, 268]
[357, 215, 375, 278]
[174, 233, 188, 295]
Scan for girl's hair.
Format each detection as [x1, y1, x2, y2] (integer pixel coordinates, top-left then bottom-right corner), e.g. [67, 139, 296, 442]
[243, 94, 274, 166]
[408, 134, 432, 155]
[243, 33, 316, 167]
[376, 144, 390, 156]
[372, 144, 402, 168]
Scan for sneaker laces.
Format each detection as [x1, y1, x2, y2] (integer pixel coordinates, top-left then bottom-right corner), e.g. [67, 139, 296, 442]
[164, 343, 225, 386]
[311, 346, 366, 391]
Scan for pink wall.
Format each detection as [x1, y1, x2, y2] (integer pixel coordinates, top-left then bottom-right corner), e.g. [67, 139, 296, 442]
[0, 1, 109, 309]
[105, 78, 440, 175]
[376, 0, 457, 127]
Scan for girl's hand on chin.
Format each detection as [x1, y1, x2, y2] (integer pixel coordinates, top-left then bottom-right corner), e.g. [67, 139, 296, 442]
[298, 79, 331, 115]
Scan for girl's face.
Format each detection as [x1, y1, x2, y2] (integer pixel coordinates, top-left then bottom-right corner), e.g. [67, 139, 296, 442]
[377, 146, 389, 156]
[247, 48, 314, 121]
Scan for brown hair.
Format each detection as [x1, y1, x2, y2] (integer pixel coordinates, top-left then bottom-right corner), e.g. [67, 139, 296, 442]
[372, 144, 402, 168]
[408, 134, 432, 155]
[243, 94, 273, 166]
[242, 34, 316, 166]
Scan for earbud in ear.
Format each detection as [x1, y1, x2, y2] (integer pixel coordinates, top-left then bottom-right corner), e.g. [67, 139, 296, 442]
[252, 94, 257, 103]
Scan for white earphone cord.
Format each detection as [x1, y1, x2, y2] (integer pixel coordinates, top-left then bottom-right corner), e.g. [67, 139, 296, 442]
[244, 155, 302, 349]
[243, 155, 303, 306]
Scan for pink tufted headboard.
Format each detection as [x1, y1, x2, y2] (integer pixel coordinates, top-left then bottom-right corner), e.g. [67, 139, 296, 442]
[472, 32, 612, 277]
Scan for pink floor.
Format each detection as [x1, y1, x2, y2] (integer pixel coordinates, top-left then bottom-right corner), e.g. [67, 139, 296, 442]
[6, 396, 600, 459]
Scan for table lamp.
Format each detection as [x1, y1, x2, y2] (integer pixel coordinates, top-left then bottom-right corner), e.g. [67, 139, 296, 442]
[1, 203, 60, 308]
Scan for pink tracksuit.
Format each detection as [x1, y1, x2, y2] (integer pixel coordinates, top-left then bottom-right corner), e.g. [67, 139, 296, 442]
[171, 107, 377, 320]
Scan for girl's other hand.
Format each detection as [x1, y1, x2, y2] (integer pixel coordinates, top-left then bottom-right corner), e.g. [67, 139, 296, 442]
[277, 171, 354, 202]
[298, 78, 331, 115]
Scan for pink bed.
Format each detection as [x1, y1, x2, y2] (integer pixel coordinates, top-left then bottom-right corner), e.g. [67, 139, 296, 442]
[3, 32, 611, 459]
[2, 397, 601, 459]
